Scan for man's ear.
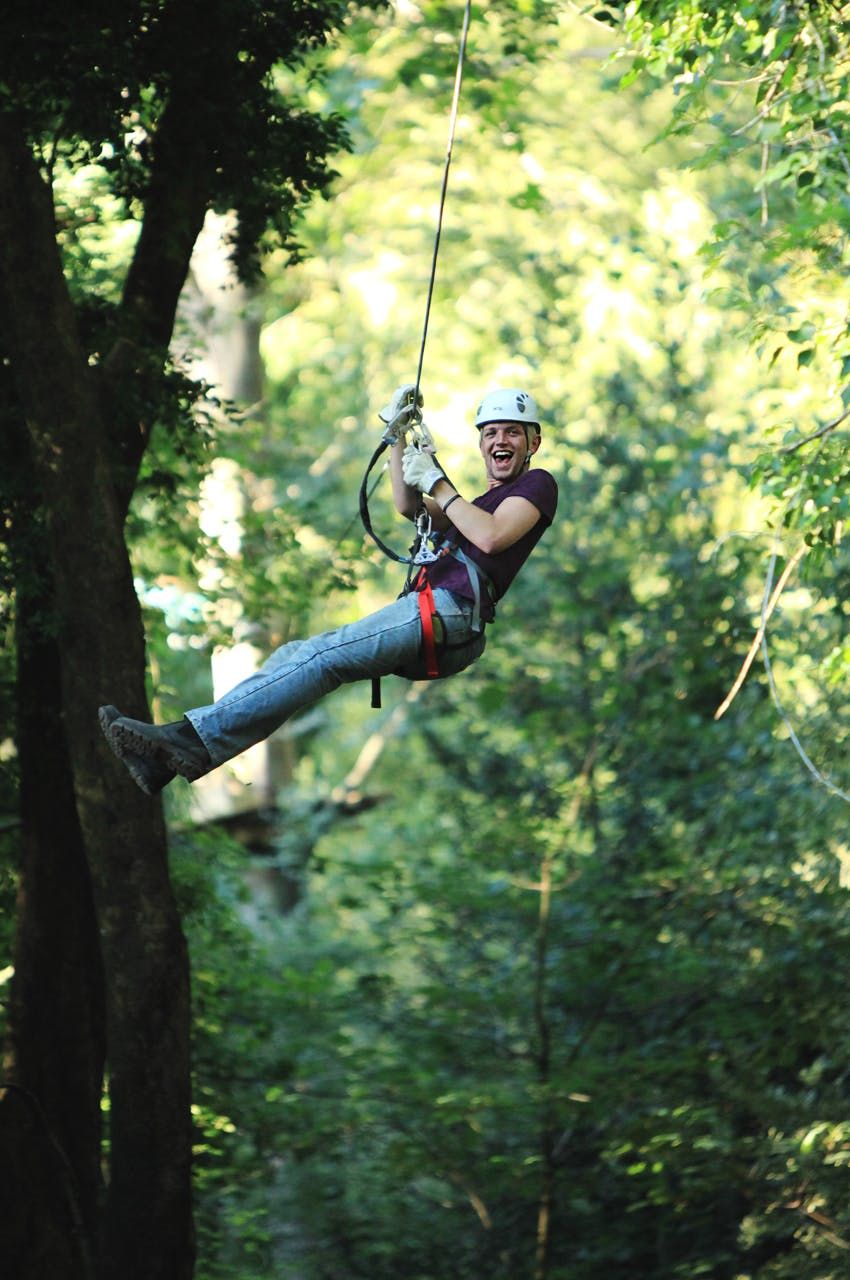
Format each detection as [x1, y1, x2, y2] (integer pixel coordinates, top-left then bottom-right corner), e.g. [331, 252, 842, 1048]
[527, 429, 542, 456]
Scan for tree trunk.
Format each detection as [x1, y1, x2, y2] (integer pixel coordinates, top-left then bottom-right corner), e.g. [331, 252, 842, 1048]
[0, 514, 105, 1278]
[533, 850, 555, 1280]
[0, 115, 195, 1280]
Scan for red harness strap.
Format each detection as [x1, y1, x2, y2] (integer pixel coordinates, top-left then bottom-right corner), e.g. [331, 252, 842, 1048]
[416, 571, 440, 679]
[371, 570, 439, 709]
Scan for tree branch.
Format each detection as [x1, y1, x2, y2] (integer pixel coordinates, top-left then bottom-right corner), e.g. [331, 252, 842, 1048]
[0, 114, 96, 439]
[330, 683, 428, 808]
[714, 544, 807, 720]
[780, 406, 850, 455]
[115, 88, 215, 358]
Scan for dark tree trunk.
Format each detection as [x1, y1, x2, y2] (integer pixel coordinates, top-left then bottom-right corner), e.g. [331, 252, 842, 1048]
[0, 116, 195, 1279]
[0, 1085, 94, 1280]
[0, 0, 351, 1270]
[0, 523, 105, 1277]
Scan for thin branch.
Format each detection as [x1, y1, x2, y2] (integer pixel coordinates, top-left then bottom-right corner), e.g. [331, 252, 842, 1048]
[759, 563, 850, 805]
[714, 543, 807, 720]
[759, 140, 770, 226]
[780, 405, 850, 454]
[330, 682, 427, 806]
[445, 1171, 493, 1231]
[712, 73, 775, 86]
[734, 422, 850, 801]
[732, 86, 793, 137]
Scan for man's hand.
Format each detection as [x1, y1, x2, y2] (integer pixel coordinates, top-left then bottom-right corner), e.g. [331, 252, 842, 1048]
[402, 443, 445, 495]
[379, 383, 423, 443]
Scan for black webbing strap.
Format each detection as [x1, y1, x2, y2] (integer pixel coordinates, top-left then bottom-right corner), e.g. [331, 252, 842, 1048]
[359, 439, 415, 565]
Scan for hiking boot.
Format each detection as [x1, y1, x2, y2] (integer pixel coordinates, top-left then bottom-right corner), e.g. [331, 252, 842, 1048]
[103, 711, 211, 782]
[98, 705, 177, 796]
[100, 706, 211, 784]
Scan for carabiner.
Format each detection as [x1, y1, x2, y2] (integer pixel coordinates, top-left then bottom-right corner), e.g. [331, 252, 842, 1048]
[412, 506, 440, 564]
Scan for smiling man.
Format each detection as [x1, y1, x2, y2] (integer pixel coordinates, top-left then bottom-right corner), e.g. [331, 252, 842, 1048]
[99, 386, 558, 796]
[396, 387, 558, 631]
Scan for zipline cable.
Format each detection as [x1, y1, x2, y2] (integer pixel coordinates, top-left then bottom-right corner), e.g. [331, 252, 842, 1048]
[360, 0, 474, 565]
[413, 0, 473, 409]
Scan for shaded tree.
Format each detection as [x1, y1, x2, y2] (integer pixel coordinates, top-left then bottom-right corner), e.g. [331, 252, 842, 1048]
[0, 3, 359, 1276]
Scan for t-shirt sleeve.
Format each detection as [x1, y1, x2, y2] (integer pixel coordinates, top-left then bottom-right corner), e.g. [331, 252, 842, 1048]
[514, 469, 558, 525]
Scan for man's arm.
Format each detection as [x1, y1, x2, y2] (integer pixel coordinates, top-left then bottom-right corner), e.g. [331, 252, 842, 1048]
[397, 443, 543, 553]
[389, 438, 419, 520]
[428, 477, 541, 554]
[390, 440, 451, 530]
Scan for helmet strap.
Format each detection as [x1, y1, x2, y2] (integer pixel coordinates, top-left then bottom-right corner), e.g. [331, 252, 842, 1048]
[522, 426, 539, 470]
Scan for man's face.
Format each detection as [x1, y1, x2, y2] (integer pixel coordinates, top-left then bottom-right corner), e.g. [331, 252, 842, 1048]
[478, 421, 541, 486]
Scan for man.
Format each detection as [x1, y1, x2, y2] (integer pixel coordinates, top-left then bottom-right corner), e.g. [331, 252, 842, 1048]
[99, 386, 558, 795]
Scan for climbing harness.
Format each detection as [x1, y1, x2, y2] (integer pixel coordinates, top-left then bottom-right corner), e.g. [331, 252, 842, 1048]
[416, 574, 440, 680]
[369, 528, 497, 709]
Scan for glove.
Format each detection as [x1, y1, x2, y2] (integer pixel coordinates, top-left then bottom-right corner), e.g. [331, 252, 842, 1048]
[402, 443, 445, 495]
[379, 383, 423, 443]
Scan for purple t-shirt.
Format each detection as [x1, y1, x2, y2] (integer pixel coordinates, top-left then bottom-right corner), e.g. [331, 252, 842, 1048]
[424, 468, 558, 622]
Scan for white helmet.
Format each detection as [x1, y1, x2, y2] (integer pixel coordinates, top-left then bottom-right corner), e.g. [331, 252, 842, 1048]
[475, 388, 540, 431]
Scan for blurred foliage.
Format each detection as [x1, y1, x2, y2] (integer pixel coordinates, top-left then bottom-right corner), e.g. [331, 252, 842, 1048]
[0, 0, 357, 275]
[607, 0, 850, 564]
[5, 1, 850, 1277]
[144, 4, 850, 1279]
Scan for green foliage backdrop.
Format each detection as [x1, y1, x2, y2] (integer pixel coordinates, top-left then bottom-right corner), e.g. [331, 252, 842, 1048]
[154, 5, 850, 1278]
[4, 2, 850, 1278]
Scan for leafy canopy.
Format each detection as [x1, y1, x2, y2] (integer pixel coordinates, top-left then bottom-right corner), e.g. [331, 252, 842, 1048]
[0, 0, 355, 274]
[605, 0, 850, 560]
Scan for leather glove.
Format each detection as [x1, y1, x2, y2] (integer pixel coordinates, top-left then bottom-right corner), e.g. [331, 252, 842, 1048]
[379, 383, 423, 443]
[402, 443, 445, 495]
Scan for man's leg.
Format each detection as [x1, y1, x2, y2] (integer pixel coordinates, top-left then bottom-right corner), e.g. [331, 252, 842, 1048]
[101, 593, 427, 786]
[187, 592, 427, 765]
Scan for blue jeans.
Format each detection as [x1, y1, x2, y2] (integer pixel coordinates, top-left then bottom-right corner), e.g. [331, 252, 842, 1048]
[186, 588, 486, 767]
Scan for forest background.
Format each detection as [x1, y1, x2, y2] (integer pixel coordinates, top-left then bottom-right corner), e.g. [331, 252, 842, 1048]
[3, 1, 850, 1278]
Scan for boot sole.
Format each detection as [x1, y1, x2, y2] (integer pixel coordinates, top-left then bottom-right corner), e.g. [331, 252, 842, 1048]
[98, 705, 175, 796]
[107, 715, 208, 782]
